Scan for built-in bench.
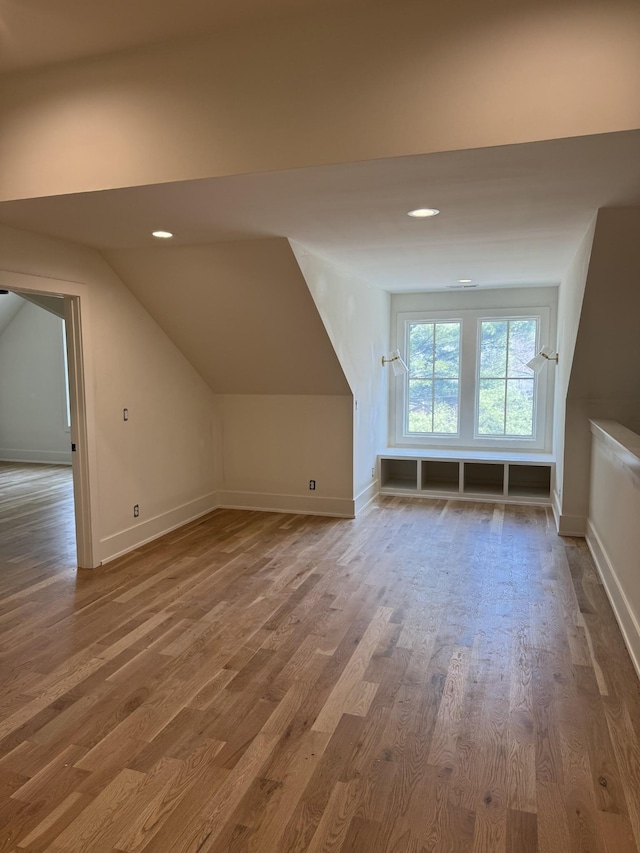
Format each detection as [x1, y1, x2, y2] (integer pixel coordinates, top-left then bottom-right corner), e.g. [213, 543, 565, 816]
[378, 448, 555, 505]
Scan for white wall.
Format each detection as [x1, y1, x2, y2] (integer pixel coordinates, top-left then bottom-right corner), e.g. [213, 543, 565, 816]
[588, 420, 640, 678]
[1, 0, 638, 201]
[0, 292, 24, 335]
[552, 219, 596, 529]
[0, 223, 220, 566]
[293, 247, 390, 508]
[391, 285, 559, 317]
[217, 394, 354, 516]
[0, 299, 71, 464]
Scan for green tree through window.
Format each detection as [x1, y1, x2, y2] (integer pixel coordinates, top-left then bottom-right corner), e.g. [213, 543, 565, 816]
[477, 318, 537, 436]
[408, 321, 460, 434]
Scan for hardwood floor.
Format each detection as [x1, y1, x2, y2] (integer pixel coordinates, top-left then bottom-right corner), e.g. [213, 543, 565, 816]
[0, 463, 76, 567]
[1, 463, 640, 852]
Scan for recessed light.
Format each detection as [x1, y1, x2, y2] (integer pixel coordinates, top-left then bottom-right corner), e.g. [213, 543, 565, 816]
[407, 208, 440, 218]
[458, 279, 472, 283]
[152, 230, 173, 239]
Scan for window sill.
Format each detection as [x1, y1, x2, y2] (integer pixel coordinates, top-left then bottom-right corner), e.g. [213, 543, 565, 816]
[380, 447, 554, 463]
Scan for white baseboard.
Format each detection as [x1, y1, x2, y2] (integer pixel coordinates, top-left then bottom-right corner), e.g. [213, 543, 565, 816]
[552, 489, 561, 530]
[556, 510, 587, 537]
[99, 489, 355, 566]
[354, 480, 379, 515]
[586, 520, 640, 681]
[0, 449, 72, 465]
[99, 491, 220, 564]
[552, 490, 587, 537]
[217, 490, 355, 518]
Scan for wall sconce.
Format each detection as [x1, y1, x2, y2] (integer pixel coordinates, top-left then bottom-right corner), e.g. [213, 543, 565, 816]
[381, 349, 408, 376]
[526, 346, 559, 373]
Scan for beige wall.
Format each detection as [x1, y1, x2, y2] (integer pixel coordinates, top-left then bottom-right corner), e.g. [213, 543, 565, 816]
[217, 394, 353, 515]
[0, 299, 71, 464]
[106, 240, 355, 515]
[1, 0, 638, 201]
[0, 223, 220, 565]
[105, 239, 350, 396]
[559, 208, 640, 531]
[294, 247, 389, 505]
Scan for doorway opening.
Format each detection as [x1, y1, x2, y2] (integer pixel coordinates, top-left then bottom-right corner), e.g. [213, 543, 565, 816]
[0, 290, 76, 565]
[0, 273, 95, 568]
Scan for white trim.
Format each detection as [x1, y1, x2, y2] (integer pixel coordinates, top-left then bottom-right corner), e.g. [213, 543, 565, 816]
[586, 519, 640, 681]
[100, 489, 355, 565]
[556, 512, 587, 537]
[63, 293, 96, 568]
[378, 446, 553, 463]
[60, 318, 72, 431]
[99, 491, 220, 564]
[354, 480, 379, 514]
[552, 488, 561, 530]
[217, 490, 355, 518]
[0, 269, 98, 568]
[590, 419, 640, 487]
[0, 450, 72, 465]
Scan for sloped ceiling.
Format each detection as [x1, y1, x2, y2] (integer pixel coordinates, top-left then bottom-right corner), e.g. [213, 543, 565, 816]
[19, 292, 65, 318]
[568, 207, 640, 401]
[3, 132, 640, 292]
[104, 237, 351, 396]
[0, 291, 23, 336]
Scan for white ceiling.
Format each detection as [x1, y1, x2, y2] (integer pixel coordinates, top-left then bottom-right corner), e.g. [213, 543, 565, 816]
[0, 0, 384, 75]
[1, 131, 638, 292]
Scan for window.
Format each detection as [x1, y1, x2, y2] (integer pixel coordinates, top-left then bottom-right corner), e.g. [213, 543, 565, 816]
[394, 306, 553, 450]
[477, 318, 537, 437]
[407, 321, 460, 435]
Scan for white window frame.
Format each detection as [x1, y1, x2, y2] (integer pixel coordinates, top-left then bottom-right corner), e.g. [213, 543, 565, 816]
[392, 306, 553, 451]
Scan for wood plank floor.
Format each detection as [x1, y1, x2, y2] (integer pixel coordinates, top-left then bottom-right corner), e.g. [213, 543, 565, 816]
[1, 463, 640, 852]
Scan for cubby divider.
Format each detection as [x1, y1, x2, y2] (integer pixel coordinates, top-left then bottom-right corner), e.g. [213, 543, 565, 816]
[378, 452, 553, 505]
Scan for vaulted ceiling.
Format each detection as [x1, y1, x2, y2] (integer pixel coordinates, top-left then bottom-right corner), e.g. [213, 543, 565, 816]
[1, 131, 639, 291]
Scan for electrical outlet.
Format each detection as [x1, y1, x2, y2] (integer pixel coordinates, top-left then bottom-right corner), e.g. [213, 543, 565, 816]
[372, 467, 376, 478]
[309, 480, 316, 490]
[133, 504, 139, 518]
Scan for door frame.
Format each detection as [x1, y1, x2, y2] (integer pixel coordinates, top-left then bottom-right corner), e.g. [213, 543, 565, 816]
[0, 268, 98, 568]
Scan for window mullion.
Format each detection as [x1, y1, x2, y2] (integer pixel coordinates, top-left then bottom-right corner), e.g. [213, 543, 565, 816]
[431, 323, 436, 433]
[459, 317, 476, 444]
[503, 319, 510, 435]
